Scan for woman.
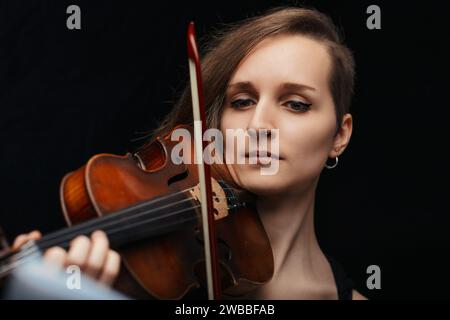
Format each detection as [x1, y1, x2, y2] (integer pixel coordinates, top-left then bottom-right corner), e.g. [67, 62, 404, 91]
[12, 6, 365, 299]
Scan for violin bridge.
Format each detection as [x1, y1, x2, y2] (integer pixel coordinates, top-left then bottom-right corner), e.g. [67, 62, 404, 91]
[188, 178, 229, 221]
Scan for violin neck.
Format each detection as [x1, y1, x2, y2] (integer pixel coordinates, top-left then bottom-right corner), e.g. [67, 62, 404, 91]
[36, 191, 200, 252]
[0, 192, 200, 279]
[34, 181, 248, 252]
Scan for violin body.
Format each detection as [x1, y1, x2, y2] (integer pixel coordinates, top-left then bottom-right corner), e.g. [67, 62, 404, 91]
[60, 126, 274, 299]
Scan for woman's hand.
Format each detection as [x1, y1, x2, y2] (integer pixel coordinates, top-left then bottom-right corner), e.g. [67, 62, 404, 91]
[12, 230, 120, 286]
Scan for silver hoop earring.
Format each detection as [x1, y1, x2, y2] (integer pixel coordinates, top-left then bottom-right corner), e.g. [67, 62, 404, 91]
[325, 156, 338, 169]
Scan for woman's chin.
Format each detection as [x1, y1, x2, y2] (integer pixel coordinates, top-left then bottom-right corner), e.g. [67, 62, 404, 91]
[237, 174, 291, 196]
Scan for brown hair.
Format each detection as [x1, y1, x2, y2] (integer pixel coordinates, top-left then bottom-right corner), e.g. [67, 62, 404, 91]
[152, 6, 355, 139]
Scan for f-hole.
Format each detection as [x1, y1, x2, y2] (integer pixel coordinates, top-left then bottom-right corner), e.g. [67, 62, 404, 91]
[167, 168, 189, 186]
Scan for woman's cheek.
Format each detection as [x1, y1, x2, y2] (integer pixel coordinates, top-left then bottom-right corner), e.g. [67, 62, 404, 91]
[282, 126, 334, 182]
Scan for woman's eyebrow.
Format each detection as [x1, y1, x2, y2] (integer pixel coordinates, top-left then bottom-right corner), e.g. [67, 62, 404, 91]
[227, 81, 257, 92]
[227, 81, 316, 93]
[280, 82, 317, 92]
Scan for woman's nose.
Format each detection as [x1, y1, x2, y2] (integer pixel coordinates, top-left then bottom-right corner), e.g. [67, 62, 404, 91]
[246, 99, 277, 139]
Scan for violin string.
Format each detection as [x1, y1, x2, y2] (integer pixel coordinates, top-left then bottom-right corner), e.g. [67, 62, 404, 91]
[0, 212, 201, 278]
[6, 192, 198, 263]
[37, 197, 197, 250]
[35, 191, 237, 251]
[2, 185, 242, 273]
[0, 203, 202, 276]
[40, 183, 238, 246]
[6, 192, 235, 267]
[0, 251, 41, 278]
[38, 183, 237, 246]
[37, 196, 193, 247]
[39, 187, 197, 243]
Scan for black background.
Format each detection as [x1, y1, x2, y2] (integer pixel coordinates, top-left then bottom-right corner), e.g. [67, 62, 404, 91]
[1, 0, 449, 299]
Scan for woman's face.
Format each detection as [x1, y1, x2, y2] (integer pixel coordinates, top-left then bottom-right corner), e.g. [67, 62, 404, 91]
[220, 34, 351, 196]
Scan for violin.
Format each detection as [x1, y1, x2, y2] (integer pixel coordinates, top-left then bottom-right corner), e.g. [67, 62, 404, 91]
[0, 22, 274, 299]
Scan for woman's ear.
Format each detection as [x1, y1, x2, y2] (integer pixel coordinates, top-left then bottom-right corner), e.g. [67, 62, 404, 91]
[329, 113, 353, 158]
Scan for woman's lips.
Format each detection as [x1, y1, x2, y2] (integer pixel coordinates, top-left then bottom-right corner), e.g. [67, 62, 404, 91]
[246, 150, 280, 158]
[244, 151, 282, 164]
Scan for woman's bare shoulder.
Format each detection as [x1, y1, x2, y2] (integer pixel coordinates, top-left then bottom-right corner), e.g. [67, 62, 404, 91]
[352, 290, 368, 300]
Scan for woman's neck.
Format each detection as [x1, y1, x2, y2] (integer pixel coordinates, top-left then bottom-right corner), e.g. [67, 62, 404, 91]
[256, 184, 319, 276]
[250, 181, 337, 299]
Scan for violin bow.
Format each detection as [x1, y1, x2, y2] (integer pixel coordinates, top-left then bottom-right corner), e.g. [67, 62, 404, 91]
[187, 22, 222, 300]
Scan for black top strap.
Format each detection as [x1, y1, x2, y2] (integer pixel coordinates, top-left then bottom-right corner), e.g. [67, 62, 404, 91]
[325, 255, 355, 300]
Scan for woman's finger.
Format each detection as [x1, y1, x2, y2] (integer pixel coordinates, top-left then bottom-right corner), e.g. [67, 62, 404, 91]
[65, 235, 91, 269]
[98, 250, 121, 286]
[84, 230, 109, 278]
[12, 230, 42, 251]
[28, 230, 42, 241]
[12, 234, 28, 251]
[43, 246, 67, 268]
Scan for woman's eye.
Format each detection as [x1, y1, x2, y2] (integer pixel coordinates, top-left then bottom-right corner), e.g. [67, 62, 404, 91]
[230, 98, 255, 109]
[285, 100, 312, 112]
